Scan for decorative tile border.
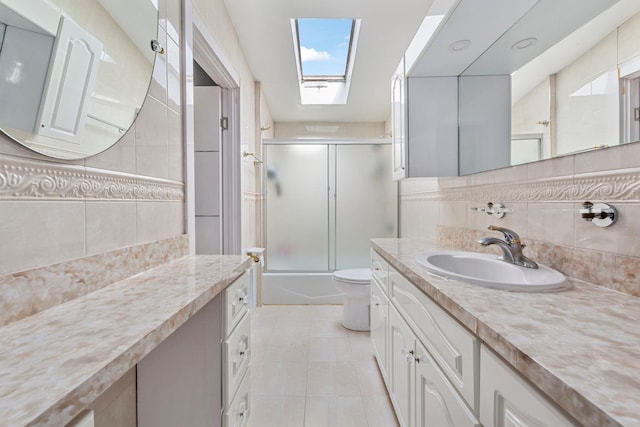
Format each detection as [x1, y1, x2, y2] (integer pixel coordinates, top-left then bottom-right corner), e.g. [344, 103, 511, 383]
[0, 235, 189, 327]
[0, 154, 184, 201]
[401, 168, 640, 202]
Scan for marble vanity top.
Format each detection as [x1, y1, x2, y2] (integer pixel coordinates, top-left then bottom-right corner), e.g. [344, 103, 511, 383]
[0, 255, 253, 426]
[372, 238, 640, 427]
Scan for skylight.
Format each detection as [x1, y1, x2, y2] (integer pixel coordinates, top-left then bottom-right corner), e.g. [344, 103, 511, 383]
[291, 18, 361, 105]
[296, 18, 354, 80]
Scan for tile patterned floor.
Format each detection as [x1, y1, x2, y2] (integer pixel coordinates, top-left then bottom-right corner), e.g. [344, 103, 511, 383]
[248, 305, 399, 427]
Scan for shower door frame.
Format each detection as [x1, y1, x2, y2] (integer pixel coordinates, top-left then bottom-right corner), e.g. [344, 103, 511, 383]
[262, 138, 397, 274]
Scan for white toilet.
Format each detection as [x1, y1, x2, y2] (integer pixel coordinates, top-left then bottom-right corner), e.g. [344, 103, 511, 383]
[333, 268, 371, 331]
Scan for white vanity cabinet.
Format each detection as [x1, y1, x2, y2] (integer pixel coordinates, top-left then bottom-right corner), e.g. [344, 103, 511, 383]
[371, 275, 390, 385]
[372, 247, 583, 427]
[389, 305, 416, 427]
[222, 272, 252, 427]
[414, 340, 480, 427]
[371, 249, 390, 383]
[137, 271, 251, 427]
[372, 251, 480, 427]
[479, 345, 579, 427]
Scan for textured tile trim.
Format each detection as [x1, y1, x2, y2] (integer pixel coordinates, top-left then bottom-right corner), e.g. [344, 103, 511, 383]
[401, 168, 640, 202]
[0, 154, 184, 201]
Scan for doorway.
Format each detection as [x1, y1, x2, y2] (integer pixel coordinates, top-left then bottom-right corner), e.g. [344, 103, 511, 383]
[184, 7, 242, 255]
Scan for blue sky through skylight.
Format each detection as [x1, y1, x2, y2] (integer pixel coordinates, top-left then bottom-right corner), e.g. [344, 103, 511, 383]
[297, 18, 354, 77]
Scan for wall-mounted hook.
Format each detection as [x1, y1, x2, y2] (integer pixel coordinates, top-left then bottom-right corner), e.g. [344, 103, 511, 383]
[579, 201, 617, 227]
[150, 39, 165, 54]
[470, 202, 513, 219]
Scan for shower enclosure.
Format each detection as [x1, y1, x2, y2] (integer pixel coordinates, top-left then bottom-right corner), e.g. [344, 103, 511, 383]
[263, 140, 397, 304]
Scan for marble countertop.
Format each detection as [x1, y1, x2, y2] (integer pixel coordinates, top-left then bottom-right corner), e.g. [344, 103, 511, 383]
[372, 238, 640, 427]
[0, 255, 253, 426]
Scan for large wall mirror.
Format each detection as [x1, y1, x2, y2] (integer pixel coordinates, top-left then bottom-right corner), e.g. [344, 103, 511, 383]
[462, 0, 640, 170]
[0, 0, 159, 159]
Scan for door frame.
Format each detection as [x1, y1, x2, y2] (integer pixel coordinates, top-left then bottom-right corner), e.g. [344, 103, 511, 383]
[182, 2, 242, 255]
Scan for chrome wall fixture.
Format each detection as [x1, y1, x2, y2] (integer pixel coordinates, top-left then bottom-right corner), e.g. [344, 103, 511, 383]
[242, 151, 263, 165]
[470, 202, 512, 219]
[580, 201, 617, 227]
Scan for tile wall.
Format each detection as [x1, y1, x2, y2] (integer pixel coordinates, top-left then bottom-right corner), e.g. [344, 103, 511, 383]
[400, 142, 640, 297]
[0, 0, 268, 321]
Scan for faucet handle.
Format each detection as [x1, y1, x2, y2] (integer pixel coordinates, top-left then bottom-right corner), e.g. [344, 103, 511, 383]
[488, 225, 521, 245]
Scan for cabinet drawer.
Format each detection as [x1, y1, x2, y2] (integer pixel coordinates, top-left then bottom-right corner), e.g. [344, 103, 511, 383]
[370, 277, 390, 385]
[224, 271, 250, 336]
[223, 370, 250, 427]
[480, 345, 579, 427]
[371, 249, 390, 294]
[416, 340, 480, 427]
[223, 312, 251, 409]
[389, 266, 478, 411]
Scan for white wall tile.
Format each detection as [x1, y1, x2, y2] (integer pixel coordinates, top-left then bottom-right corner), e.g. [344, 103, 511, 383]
[167, 109, 183, 181]
[85, 202, 137, 255]
[0, 201, 85, 275]
[85, 127, 137, 174]
[166, 36, 181, 113]
[148, 27, 167, 105]
[135, 95, 169, 178]
[137, 201, 176, 244]
[527, 203, 575, 247]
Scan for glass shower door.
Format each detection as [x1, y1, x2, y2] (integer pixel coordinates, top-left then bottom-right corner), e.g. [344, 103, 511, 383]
[265, 144, 329, 270]
[336, 144, 398, 269]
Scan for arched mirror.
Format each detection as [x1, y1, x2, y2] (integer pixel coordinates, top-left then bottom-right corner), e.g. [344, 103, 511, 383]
[0, 0, 159, 159]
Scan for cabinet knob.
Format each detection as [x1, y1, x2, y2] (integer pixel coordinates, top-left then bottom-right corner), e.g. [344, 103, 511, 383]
[401, 348, 415, 365]
[238, 400, 249, 418]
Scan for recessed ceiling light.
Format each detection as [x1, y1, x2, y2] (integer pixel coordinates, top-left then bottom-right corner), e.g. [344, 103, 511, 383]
[449, 39, 471, 52]
[512, 38, 538, 50]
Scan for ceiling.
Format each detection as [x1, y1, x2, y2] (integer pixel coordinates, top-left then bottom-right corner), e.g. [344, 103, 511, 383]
[223, 0, 435, 123]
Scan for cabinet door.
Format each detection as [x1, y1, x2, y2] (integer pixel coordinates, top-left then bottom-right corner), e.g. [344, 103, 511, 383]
[223, 312, 251, 409]
[37, 14, 102, 144]
[224, 272, 250, 336]
[389, 306, 415, 427]
[223, 370, 250, 427]
[391, 58, 406, 181]
[480, 345, 579, 427]
[415, 341, 480, 427]
[370, 278, 389, 384]
[390, 267, 478, 410]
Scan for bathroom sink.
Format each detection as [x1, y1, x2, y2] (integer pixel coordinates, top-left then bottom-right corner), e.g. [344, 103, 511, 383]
[414, 251, 570, 292]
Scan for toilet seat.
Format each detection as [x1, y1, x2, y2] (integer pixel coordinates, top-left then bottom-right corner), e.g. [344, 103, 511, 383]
[333, 268, 371, 285]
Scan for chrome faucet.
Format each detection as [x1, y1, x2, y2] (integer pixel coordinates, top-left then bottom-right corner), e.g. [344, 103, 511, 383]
[478, 225, 538, 269]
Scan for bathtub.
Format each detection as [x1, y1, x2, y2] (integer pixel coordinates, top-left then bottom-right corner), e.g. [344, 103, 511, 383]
[262, 272, 344, 305]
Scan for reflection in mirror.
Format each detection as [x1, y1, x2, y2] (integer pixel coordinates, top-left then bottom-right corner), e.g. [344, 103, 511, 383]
[0, 0, 158, 159]
[511, 0, 640, 162]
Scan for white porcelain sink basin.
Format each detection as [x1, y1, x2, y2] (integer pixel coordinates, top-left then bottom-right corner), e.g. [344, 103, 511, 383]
[415, 251, 570, 292]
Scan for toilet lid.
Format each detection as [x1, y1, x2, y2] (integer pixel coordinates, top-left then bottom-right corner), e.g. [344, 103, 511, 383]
[333, 268, 371, 284]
